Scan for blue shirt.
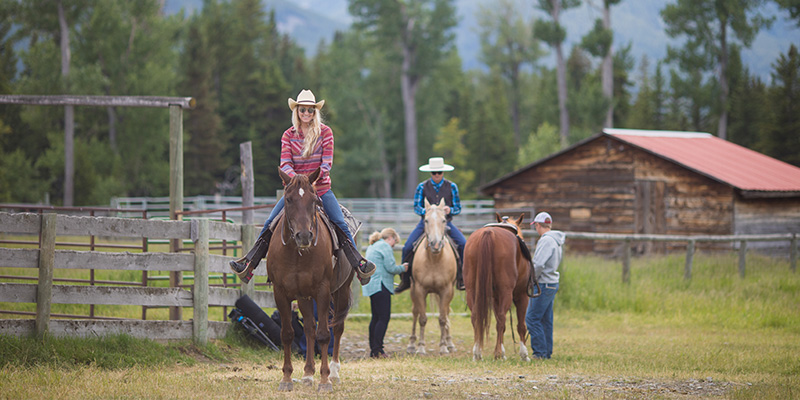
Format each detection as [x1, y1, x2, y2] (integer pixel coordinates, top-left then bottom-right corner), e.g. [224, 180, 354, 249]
[413, 179, 461, 216]
[362, 239, 406, 297]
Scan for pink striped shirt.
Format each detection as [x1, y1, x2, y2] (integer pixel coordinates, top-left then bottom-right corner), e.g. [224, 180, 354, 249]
[279, 123, 333, 196]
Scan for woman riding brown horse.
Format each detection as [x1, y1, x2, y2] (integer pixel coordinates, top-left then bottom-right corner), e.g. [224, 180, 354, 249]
[269, 167, 354, 392]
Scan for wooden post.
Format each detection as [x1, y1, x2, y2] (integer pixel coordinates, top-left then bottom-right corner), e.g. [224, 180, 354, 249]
[791, 233, 797, 273]
[684, 240, 695, 280]
[622, 239, 631, 284]
[192, 219, 209, 346]
[241, 224, 256, 298]
[240, 142, 254, 226]
[169, 104, 184, 321]
[738, 240, 747, 278]
[36, 213, 57, 338]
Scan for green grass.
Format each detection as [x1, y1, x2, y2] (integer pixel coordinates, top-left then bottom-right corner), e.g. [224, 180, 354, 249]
[2, 242, 799, 398]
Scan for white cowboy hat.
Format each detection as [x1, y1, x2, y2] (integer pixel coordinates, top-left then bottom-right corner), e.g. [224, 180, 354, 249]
[288, 89, 325, 111]
[419, 157, 455, 172]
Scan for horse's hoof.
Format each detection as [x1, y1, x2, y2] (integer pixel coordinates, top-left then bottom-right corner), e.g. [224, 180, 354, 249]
[301, 376, 314, 387]
[406, 346, 415, 354]
[473, 354, 481, 361]
[330, 376, 340, 385]
[318, 382, 333, 393]
[278, 381, 293, 392]
[439, 346, 449, 354]
[416, 348, 427, 355]
[522, 355, 531, 362]
[448, 346, 457, 353]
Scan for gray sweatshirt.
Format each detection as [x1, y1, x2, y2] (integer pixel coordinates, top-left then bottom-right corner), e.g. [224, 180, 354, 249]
[533, 230, 565, 284]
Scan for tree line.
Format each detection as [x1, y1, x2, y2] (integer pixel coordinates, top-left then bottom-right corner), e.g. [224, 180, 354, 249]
[0, 0, 798, 206]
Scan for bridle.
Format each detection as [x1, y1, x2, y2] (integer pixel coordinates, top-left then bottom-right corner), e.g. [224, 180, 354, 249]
[280, 186, 321, 252]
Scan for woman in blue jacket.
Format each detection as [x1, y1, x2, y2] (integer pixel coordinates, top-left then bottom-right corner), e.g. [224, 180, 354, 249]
[362, 228, 407, 358]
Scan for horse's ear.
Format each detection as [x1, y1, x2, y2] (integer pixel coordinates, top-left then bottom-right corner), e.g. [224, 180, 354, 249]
[516, 213, 525, 225]
[279, 168, 292, 186]
[308, 167, 321, 185]
[438, 198, 446, 207]
[495, 212, 502, 223]
[424, 198, 431, 208]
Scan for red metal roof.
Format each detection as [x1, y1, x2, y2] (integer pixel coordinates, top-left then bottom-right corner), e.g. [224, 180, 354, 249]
[604, 129, 800, 192]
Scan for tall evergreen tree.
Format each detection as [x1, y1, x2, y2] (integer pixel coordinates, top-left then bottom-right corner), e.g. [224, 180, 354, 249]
[477, 0, 544, 148]
[662, 0, 773, 140]
[534, 0, 580, 148]
[349, 0, 457, 197]
[180, 17, 224, 196]
[761, 44, 800, 166]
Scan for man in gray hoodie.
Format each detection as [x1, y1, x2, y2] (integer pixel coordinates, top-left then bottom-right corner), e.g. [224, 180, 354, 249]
[525, 212, 565, 359]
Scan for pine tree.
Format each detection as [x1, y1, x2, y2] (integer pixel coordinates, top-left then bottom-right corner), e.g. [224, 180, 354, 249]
[180, 17, 225, 196]
[761, 44, 800, 166]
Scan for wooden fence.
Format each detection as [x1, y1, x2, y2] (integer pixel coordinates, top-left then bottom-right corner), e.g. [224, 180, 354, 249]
[562, 231, 798, 283]
[0, 212, 270, 344]
[2, 212, 796, 343]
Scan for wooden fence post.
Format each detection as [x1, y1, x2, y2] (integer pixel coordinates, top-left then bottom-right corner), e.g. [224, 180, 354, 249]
[791, 233, 797, 273]
[738, 240, 747, 278]
[240, 141, 254, 226]
[36, 213, 57, 338]
[241, 224, 256, 298]
[622, 239, 631, 284]
[684, 239, 695, 281]
[192, 219, 209, 346]
[169, 103, 184, 321]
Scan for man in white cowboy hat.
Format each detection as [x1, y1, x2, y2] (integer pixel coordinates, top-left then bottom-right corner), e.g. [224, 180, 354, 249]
[396, 157, 467, 292]
[230, 89, 376, 285]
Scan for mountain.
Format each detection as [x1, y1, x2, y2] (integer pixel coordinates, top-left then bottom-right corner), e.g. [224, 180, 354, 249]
[167, 0, 800, 82]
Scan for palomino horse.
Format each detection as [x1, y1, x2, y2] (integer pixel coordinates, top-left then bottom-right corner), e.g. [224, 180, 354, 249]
[407, 198, 457, 355]
[268, 167, 354, 392]
[463, 213, 532, 361]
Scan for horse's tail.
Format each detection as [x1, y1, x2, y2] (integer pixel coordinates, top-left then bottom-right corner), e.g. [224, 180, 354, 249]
[329, 270, 353, 328]
[472, 229, 495, 348]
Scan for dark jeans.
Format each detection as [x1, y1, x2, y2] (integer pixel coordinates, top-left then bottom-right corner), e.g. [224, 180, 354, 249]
[260, 190, 355, 243]
[525, 282, 559, 359]
[368, 284, 392, 356]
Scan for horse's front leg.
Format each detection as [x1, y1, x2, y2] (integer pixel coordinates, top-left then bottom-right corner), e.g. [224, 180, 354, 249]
[438, 284, 455, 354]
[312, 290, 333, 393]
[410, 285, 428, 355]
[296, 299, 317, 388]
[274, 290, 295, 392]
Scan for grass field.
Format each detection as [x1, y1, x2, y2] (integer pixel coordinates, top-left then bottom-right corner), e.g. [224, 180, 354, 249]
[1, 250, 799, 399]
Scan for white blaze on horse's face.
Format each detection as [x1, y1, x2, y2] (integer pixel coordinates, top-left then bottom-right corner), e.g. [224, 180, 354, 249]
[424, 204, 447, 253]
[298, 188, 305, 198]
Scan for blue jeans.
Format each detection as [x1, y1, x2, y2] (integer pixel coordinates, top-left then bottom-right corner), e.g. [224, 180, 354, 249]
[260, 190, 355, 243]
[401, 218, 466, 262]
[525, 282, 559, 359]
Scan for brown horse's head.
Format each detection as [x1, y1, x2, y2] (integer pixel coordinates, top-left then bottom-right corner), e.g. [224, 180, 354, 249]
[495, 212, 526, 239]
[424, 198, 449, 253]
[279, 167, 322, 248]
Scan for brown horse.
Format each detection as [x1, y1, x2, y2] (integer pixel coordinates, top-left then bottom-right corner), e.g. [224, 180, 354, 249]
[463, 213, 531, 361]
[267, 167, 354, 392]
[407, 198, 457, 355]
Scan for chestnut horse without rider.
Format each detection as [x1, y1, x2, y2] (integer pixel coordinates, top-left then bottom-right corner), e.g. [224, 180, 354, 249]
[463, 213, 532, 361]
[268, 167, 354, 392]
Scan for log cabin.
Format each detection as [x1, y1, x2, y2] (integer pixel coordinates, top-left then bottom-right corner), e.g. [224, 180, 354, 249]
[480, 129, 800, 254]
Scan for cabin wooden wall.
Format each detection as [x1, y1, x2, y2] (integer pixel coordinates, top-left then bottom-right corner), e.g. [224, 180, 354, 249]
[735, 197, 800, 252]
[486, 136, 738, 254]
